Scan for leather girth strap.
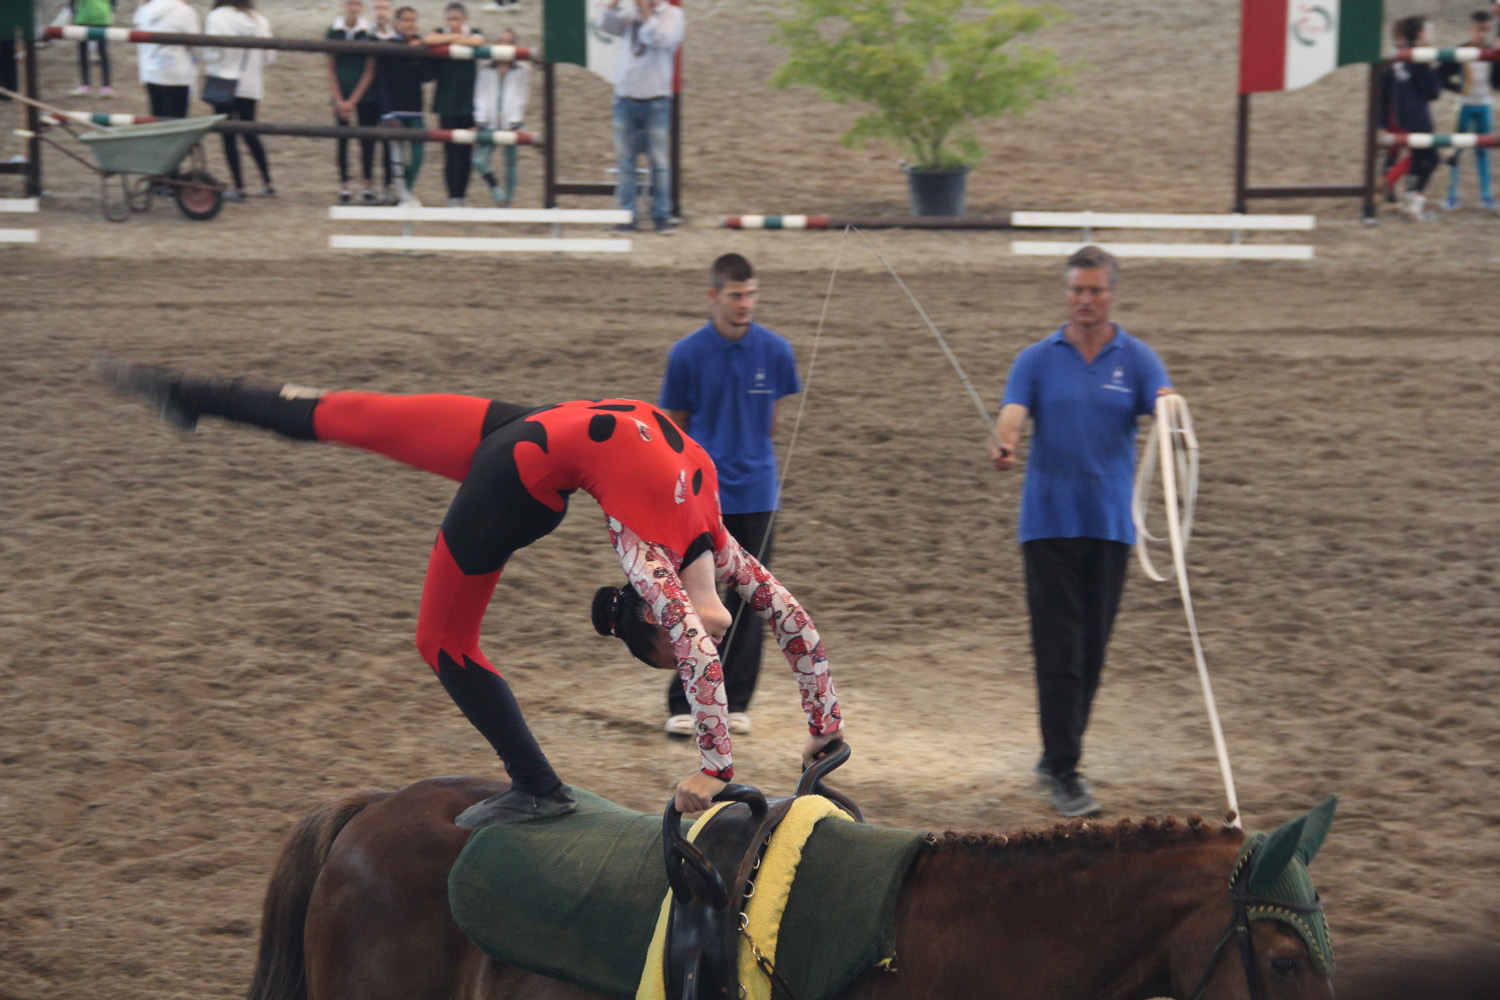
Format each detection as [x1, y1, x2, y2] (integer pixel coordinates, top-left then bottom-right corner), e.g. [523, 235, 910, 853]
[666, 796, 796, 1000]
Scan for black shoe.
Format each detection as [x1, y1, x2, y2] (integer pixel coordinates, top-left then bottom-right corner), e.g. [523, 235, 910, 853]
[455, 785, 578, 828]
[612, 222, 638, 233]
[1049, 771, 1102, 818]
[96, 359, 197, 431]
[653, 217, 677, 235]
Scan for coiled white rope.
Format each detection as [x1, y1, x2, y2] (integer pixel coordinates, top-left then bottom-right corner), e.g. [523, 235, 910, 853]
[1132, 393, 1241, 828]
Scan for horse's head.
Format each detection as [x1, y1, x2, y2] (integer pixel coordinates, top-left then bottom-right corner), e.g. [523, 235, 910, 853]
[1183, 796, 1338, 1000]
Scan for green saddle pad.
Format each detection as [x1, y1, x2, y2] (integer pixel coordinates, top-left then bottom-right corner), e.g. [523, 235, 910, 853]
[448, 789, 676, 997]
[447, 789, 925, 1000]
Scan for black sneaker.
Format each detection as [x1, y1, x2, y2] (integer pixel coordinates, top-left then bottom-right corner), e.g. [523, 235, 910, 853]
[96, 359, 197, 432]
[654, 217, 677, 235]
[1050, 771, 1102, 818]
[612, 222, 638, 233]
[455, 785, 578, 828]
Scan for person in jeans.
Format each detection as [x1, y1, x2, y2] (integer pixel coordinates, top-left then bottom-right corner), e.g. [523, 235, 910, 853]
[374, 5, 432, 204]
[595, 0, 683, 233]
[472, 27, 530, 205]
[202, 0, 276, 201]
[657, 254, 801, 739]
[989, 246, 1175, 819]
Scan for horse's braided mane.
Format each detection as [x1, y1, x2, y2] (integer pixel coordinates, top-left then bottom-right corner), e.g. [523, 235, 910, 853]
[924, 812, 1242, 855]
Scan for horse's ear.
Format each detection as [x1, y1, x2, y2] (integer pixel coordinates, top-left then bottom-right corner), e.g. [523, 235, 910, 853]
[1294, 796, 1337, 866]
[1247, 814, 1306, 895]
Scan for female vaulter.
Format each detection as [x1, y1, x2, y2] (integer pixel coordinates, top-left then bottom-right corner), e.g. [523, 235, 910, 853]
[100, 362, 845, 824]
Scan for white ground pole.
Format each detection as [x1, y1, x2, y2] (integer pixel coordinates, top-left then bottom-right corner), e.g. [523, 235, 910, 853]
[1132, 393, 1242, 827]
[1, 197, 40, 244]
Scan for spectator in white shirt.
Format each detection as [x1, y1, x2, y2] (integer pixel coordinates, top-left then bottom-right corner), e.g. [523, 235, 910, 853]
[202, 0, 277, 201]
[132, 0, 199, 117]
[471, 26, 530, 205]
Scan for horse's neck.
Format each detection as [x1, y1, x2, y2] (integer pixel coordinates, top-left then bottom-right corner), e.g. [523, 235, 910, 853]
[879, 832, 1244, 1000]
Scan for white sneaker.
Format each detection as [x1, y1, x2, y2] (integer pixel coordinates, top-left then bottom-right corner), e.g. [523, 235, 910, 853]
[664, 714, 695, 737]
[728, 712, 753, 735]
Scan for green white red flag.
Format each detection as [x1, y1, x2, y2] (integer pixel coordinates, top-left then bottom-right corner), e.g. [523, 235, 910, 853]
[543, 0, 682, 92]
[1239, 0, 1383, 94]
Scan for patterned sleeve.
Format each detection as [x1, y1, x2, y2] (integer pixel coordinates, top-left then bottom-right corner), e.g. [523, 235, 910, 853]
[608, 517, 736, 779]
[714, 535, 842, 737]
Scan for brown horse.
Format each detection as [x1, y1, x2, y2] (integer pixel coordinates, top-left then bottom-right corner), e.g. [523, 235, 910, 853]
[246, 776, 1336, 1000]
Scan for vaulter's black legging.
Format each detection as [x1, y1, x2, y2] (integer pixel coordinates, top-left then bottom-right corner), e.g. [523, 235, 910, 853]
[208, 97, 272, 192]
[169, 377, 565, 795]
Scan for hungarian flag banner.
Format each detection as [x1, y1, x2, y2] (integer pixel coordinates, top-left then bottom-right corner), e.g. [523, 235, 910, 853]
[1239, 0, 1384, 94]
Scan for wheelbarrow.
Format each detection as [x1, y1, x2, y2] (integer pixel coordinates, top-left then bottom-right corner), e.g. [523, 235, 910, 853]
[1, 87, 226, 222]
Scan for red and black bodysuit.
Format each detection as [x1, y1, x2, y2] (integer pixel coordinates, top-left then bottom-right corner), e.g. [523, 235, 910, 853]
[170, 383, 841, 791]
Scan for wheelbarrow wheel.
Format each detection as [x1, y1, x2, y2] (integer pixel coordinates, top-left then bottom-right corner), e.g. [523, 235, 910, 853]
[174, 170, 224, 221]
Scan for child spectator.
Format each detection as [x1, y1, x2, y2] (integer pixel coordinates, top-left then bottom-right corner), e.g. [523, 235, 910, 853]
[1440, 10, 1500, 210]
[369, 0, 397, 198]
[133, 0, 199, 118]
[471, 26, 530, 205]
[70, 0, 115, 98]
[326, 0, 378, 204]
[1383, 15, 1443, 220]
[375, 5, 432, 204]
[202, 0, 277, 202]
[425, 1, 483, 207]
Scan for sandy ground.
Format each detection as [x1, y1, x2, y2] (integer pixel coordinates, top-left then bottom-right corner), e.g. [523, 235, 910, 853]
[3, 1, 1499, 998]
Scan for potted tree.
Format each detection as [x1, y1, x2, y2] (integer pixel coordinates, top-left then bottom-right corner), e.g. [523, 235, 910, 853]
[773, 0, 1074, 216]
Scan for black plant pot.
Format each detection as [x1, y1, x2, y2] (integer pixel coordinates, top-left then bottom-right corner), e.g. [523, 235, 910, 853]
[903, 164, 969, 216]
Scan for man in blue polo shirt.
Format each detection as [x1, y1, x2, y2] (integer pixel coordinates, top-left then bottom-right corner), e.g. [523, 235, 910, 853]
[990, 245, 1173, 818]
[658, 253, 801, 738]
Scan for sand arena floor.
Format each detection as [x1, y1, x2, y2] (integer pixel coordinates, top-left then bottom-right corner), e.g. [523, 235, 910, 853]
[2, 1, 1498, 997]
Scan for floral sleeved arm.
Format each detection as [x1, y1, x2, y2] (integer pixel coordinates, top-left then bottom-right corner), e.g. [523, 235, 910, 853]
[714, 535, 842, 737]
[608, 518, 735, 779]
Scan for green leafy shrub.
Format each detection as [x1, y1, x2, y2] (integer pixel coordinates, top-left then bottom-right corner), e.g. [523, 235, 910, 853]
[773, 0, 1075, 170]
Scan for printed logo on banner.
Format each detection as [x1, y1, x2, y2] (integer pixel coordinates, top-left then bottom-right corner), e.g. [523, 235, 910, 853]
[1290, 3, 1335, 48]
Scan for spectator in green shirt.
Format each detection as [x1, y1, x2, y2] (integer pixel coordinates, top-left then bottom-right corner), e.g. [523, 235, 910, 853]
[424, 2, 482, 206]
[326, 0, 378, 204]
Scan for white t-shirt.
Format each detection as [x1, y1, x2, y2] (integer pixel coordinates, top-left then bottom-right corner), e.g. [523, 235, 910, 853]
[202, 7, 276, 102]
[133, 0, 200, 87]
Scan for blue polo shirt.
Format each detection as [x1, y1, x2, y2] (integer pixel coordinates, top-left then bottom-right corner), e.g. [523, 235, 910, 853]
[659, 321, 801, 514]
[1001, 324, 1171, 544]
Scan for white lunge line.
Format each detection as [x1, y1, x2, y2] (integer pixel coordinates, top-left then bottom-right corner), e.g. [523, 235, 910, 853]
[1132, 393, 1240, 827]
[849, 227, 1002, 451]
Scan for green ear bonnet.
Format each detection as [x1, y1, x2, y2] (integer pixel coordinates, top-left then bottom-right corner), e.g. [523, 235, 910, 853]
[1229, 796, 1337, 978]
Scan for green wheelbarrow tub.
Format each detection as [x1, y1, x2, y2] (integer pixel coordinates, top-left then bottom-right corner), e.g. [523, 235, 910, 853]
[78, 115, 227, 176]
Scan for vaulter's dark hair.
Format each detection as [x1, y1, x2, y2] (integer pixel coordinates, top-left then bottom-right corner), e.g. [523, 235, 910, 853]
[1472, 10, 1492, 24]
[709, 253, 755, 290]
[592, 584, 666, 667]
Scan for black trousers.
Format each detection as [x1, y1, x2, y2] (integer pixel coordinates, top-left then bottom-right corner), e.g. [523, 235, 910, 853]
[336, 102, 380, 184]
[208, 96, 271, 191]
[1023, 537, 1130, 776]
[440, 113, 474, 199]
[145, 83, 189, 118]
[1410, 148, 1439, 193]
[667, 510, 775, 716]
